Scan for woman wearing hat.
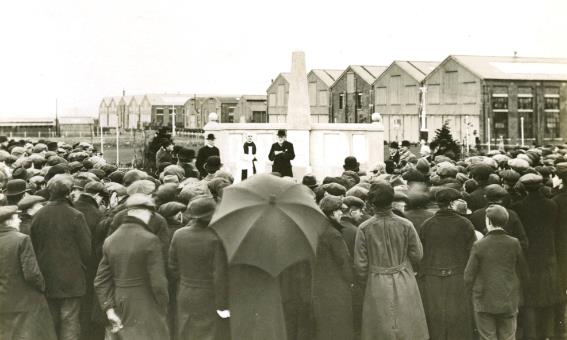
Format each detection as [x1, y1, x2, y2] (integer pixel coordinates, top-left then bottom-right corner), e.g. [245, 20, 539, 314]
[95, 194, 170, 340]
[0, 206, 57, 340]
[168, 197, 229, 340]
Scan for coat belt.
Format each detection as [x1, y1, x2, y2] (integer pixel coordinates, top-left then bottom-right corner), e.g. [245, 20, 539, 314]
[114, 277, 145, 287]
[421, 266, 464, 277]
[369, 262, 409, 275]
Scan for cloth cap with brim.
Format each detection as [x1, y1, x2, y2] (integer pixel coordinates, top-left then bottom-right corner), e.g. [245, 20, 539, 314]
[452, 199, 471, 215]
[323, 183, 347, 196]
[393, 190, 409, 203]
[125, 193, 156, 210]
[319, 195, 343, 215]
[155, 183, 179, 204]
[29, 176, 45, 185]
[163, 165, 185, 181]
[108, 170, 125, 184]
[45, 163, 69, 181]
[105, 182, 127, 197]
[436, 162, 458, 178]
[345, 186, 369, 201]
[186, 197, 216, 219]
[68, 161, 83, 173]
[10, 146, 26, 157]
[178, 147, 196, 161]
[17, 195, 46, 211]
[486, 204, 509, 227]
[302, 174, 318, 188]
[342, 170, 360, 185]
[4, 179, 28, 196]
[368, 181, 395, 206]
[123, 169, 147, 187]
[158, 201, 187, 218]
[484, 184, 508, 201]
[416, 158, 430, 174]
[207, 177, 231, 197]
[179, 182, 212, 204]
[519, 173, 543, 187]
[469, 163, 494, 181]
[214, 171, 234, 184]
[12, 167, 28, 181]
[46, 156, 67, 167]
[47, 174, 74, 196]
[555, 162, 567, 178]
[88, 169, 105, 180]
[0, 206, 19, 223]
[0, 150, 11, 162]
[499, 169, 521, 183]
[85, 182, 107, 195]
[342, 196, 365, 209]
[127, 180, 156, 196]
[435, 187, 462, 204]
[508, 158, 530, 173]
[163, 175, 180, 184]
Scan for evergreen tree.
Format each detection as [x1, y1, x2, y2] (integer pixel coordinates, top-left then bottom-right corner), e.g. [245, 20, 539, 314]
[431, 121, 460, 160]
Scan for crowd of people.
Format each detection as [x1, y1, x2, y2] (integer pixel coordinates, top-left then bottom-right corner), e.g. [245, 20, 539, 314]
[0, 131, 566, 340]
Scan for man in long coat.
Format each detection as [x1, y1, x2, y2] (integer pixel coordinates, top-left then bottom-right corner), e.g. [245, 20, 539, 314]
[0, 206, 57, 340]
[313, 196, 354, 340]
[196, 134, 220, 178]
[94, 194, 170, 340]
[512, 174, 564, 339]
[168, 197, 229, 340]
[418, 187, 476, 340]
[268, 129, 295, 178]
[355, 181, 428, 340]
[30, 174, 91, 340]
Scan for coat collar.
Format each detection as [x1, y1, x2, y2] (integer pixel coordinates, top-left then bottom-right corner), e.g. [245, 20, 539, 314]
[0, 225, 18, 233]
[374, 208, 395, 218]
[121, 215, 149, 228]
[76, 193, 99, 208]
[47, 198, 72, 206]
[486, 228, 507, 236]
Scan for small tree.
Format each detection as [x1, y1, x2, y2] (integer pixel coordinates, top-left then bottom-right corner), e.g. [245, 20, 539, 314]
[431, 121, 460, 160]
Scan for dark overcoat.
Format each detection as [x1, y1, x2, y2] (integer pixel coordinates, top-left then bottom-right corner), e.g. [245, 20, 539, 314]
[466, 186, 489, 212]
[512, 191, 564, 307]
[168, 221, 229, 340]
[354, 210, 428, 340]
[30, 198, 91, 298]
[469, 206, 529, 250]
[94, 216, 170, 340]
[0, 226, 56, 340]
[418, 209, 476, 340]
[312, 221, 353, 340]
[553, 189, 567, 291]
[196, 145, 220, 177]
[268, 141, 295, 177]
[464, 229, 528, 314]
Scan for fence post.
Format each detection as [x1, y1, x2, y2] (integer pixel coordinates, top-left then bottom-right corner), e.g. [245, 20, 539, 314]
[38, 131, 41, 138]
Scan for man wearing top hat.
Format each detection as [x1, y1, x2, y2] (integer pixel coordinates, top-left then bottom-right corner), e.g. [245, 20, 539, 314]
[197, 134, 220, 178]
[268, 129, 295, 178]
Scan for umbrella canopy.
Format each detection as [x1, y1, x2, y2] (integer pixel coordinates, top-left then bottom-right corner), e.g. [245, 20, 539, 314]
[210, 173, 328, 277]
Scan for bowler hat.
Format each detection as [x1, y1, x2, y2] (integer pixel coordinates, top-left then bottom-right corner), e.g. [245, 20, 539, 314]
[0, 206, 19, 223]
[206, 133, 216, 141]
[186, 197, 216, 219]
[343, 156, 360, 171]
[401, 140, 411, 147]
[277, 129, 287, 137]
[302, 174, 318, 188]
[5, 179, 28, 196]
[178, 147, 196, 161]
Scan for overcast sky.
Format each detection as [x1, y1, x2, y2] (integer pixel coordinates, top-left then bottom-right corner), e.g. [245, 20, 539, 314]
[1, 0, 565, 119]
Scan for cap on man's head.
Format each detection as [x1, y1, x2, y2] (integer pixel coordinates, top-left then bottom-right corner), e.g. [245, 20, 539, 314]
[323, 183, 347, 197]
[178, 147, 196, 161]
[17, 195, 46, 211]
[389, 141, 399, 149]
[519, 173, 543, 188]
[0, 206, 19, 224]
[435, 187, 462, 204]
[125, 193, 156, 210]
[186, 197, 216, 220]
[302, 174, 318, 188]
[4, 179, 28, 196]
[342, 196, 365, 209]
[126, 179, 156, 196]
[486, 204, 509, 227]
[401, 140, 411, 147]
[368, 180, 395, 207]
[85, 181, 107, 196]
[277, 129, 287, 137]
[484, 184, 508, 202]
[556, 162, 567, 179]
[206, 133, 216, 141]
[205, 156, 222, 172]
[47, 174, 74, 197]
[319, 195, 343, 215]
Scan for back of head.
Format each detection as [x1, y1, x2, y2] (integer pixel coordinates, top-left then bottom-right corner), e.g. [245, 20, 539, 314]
[486, 204, 509, 228]
[368, 180, 394, 209]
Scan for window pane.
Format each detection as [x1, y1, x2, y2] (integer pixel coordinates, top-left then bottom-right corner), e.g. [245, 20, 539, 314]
[545, 97, 560, 110]
[357, 93, 362, 109]
[339, 93, 344, 109]
[545, 111, 561, 138]
[518, 112, 535, 139]
[492, 97, 508, 110]
[493, 112, 508, 139]
[518, 97, 533, 110]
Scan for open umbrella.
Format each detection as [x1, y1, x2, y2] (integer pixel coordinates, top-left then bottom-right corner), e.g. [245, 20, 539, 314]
[210, 173, 328, 277]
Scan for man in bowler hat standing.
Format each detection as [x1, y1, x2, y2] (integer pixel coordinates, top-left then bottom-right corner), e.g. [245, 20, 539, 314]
[268, 129, 295, 177]
[197, 134, 220, 178]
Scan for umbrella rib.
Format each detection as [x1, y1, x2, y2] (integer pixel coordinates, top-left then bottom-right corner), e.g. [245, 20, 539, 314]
[227, 185, 269, 201]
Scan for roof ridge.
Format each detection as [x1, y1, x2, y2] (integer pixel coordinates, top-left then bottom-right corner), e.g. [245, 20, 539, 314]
[405, 61, 427, 76]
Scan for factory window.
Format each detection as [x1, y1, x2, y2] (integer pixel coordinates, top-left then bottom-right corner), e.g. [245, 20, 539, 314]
[544, 111, 561, 138]
[253, 111, 267, 123]
[309, 82, 317, 106]
[493, 111, 508, 140]
[544, 97, 560, 110]
[339, 93, 345, 109]
[155, 109, 164, 125]
[356, 93, 362, 109]
[518, 97, 533, 110]
[375, 87, 387, 105]
[492, 97, 508, 111]
[318, 90, 328, 106]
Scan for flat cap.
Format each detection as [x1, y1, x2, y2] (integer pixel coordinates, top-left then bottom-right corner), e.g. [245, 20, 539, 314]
[0, 206, 19, 223]
[500, 169, 521, 183]
[416, 158, 430, 174]
[342, 196, 365, 209]
[368, 181, 395, 207]
[323, 183, 347, 196]
[302, 174, 318, 188]
[45, 163, 69, 181]
[126, 180, 156, 196]
[163, 174, 180, 184]
[179, 181, 212, 204]
[556, 162, 567, 178]
[47, 174, 74, 196]
[85, 181, 107, 195]
[435, 187, 462, 204]
[186, 197, 216, 219]
[46, 156, 67, 167]
[345, 186, 369, 201]
[123, 169, 147, 187]
[519, 173, 543, 186]
[158, 201, 187, 218]
[17, 195, 46, 211]
[10, 146, 26, 157]
[155, 183, 179, 204]
[68, 161, 83, 173]
[486, 204, 509, 227]
[508, 158, 530, 172]
[163, 165, 185, 181]
[469, 163, 494, 181]
[12, 167, 28, 181]
[125, 193, 156, 209]
[393, 190, 409, 202]
[319, 195, 344, 215]
[436, 163, 458, 178]
[214, 170, 234, 184]
[484, 184, 509, 201]
[108, 170, 125, 184]
[105, 182, 127, 197]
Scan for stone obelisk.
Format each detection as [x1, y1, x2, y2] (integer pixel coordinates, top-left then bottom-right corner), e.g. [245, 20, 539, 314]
[285, 51, 311, 177]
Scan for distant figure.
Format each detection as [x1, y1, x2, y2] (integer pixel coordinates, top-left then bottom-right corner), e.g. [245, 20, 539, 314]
[388, 141, 400, 166]
[241, 133, 257, 180]
[268, 130, 295, 178]
[156, 139, 174, 167]
[196, 134, 220, 178]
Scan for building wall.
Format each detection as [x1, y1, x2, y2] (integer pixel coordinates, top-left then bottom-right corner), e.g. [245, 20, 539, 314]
[330, 70, 373, 124]
[267, 76, 289, 123]
[482, 80, 567, 145]
[307, 73, 331, 123]
[150, 105, 186, 129]
[235, 98, 268, 123]
[373, 63, 422, 142]
[424, 58, 482, 143]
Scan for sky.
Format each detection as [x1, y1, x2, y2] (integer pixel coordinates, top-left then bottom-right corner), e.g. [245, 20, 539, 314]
[1, 0, 565, 119]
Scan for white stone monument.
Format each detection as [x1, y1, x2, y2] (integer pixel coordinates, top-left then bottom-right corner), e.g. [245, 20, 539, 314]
[204, 51, 384, 183]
